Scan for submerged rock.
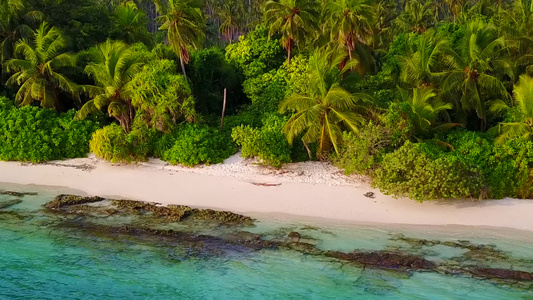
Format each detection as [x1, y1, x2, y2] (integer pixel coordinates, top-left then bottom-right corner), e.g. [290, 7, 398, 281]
[44, 194, 254, 226]
[288, 231, 301, 242]
[0, 199, 23, 209]
[190, 208, 254, 226]
[0, 190, 37, 197]
[467, 267, 533, 281]
[112, 200, 192, 222]
[325, 250, 437, 271]
[393, 234, 509, 261]
[45, 194, 105, 209]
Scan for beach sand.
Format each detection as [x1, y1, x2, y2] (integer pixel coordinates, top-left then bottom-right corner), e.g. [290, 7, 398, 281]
[0, 153, 532, 231]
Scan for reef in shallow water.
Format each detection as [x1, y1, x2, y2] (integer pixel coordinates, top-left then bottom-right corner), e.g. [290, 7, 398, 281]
[41, 194, 533, 291]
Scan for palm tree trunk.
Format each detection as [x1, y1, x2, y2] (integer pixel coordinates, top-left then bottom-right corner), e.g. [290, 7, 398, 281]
[179, 55, 187, 77]
[287, 39, 292, 65]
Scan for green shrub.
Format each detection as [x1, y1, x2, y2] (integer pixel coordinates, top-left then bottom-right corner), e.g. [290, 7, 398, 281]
[443, 130, 533, 199]
[89, 121, 159, 163]
[373, 141, 484, 201]
[188, 47, 246, 115]
[225, 26, 284, 76]
[160, 124, 236, 166]
[90, 124, 132, 163]
[0, 97, 100, 162]
[335, 123, 393, 175]
[232, 114, 291, 167]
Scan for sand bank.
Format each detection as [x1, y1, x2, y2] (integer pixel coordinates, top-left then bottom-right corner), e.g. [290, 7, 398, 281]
[0, 153, 532, 231]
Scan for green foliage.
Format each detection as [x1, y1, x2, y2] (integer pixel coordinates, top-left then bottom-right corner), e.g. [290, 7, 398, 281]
[76, 40, 143, 132]
[335, 122, 393, 175]
[279, 48, 370, 158]
[264, 0, 319, 63]
[0, 97, 100, 162]
[89, 120, 159, 164]
[160, 124, 236, 166]
[29, 0, 112, 51]
[373, 141, 483, 201]
[4, 22, 78, 110]
[90, 124, 132, 163]
[442, 130, 533, 199]
[373, 130, 533, 201]
[225, 26, 284, 76]
[130, 58, 196, 132]
[232, 113, 291, 167]
[222, 105, 264, 129]
[155, 0, 205, 75]
[109, 1, 153, 46]
[187, 47, 245, 115]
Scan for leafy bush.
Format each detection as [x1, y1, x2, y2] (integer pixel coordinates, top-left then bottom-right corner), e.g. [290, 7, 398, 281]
[160, 124, 236, 166]
[225, 26, 284, 77]
[373, 141, 484, 201]
[0, 97, 101, 162]
[335, 123, 393, 175]
[188, 47, 246, 115]
[90, 124, 132, 163]
[232, 114, 291, 167]
[442, 130, 533, 199]
[89, 121, 159, 163]
[130, 59, 196, 132]
[372, 129, 533, 201]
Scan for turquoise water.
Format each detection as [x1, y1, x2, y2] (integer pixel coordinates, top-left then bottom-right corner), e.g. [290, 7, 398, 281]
[1, 183, 533, 299]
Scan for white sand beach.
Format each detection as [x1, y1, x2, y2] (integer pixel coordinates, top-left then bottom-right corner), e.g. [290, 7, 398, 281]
[1, 153, 532, 231]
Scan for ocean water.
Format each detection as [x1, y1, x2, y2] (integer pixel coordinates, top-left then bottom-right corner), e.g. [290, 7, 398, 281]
[0, 182, 533, 299]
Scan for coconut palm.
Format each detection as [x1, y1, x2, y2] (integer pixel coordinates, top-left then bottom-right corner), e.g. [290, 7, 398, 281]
[0, 0, 41, 75]
[396, 0, 435, 34]
[110, 1, 152, 46]
[3, 22, 77, 110]
[76, 40, 143, 132]
[369, 0, 397, 52]
[325, 0, 375, 61]
[498, 0, 533, 78]
[397, 30, 453, 87]
[491, 75, 533, 143]
[279, 48, 371, 159]
[399, 87, 453, 136]
[217, 2, 244, 43]
[443, 0, 467, 22]
[441, 20, 509, 130]
[264, 0, 319, 65]
[154, 0, 205, 76]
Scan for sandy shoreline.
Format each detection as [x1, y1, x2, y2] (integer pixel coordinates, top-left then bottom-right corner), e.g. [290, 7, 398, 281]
[1, 153, 533, 231]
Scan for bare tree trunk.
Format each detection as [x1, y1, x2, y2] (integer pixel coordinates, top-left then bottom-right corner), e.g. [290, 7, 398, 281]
[287, 39, 292, 65]
[179, 55, 187, 77]
[220, 88, 227, 131]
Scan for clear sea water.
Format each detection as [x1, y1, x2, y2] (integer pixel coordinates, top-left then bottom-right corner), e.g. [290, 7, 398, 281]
[1, 182, 533, 299]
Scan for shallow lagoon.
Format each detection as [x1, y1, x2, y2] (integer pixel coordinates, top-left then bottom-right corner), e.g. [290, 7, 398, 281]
[0, 182, 532, 299]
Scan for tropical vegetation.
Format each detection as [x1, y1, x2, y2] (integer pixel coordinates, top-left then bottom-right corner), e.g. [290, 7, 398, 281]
[2, 0, 533, 201]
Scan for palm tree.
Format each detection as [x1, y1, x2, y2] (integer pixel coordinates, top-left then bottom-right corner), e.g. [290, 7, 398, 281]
[398, 87, 453, 136]
[444, 0, 467, 22]
[441, 20, 509, 130]
[397, 30, 452, 87]
[217, 2, 244, 43]
[264, 0, 319, 65]
[498, 0, 533, 78]
[76, 40, 143, 133]
[0, 0, 41, 79]
[111, 1, 152, 46]
[154, 0, 205, 76]
[279, 48, 371, 159]
[3, 22, 77, 110]
[396, 0, 435, 34]
[325, 0, 375, 62]
[491, 75, 533, 143]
